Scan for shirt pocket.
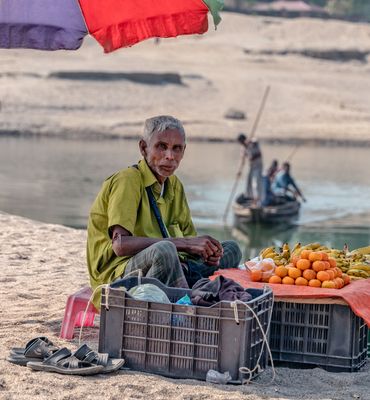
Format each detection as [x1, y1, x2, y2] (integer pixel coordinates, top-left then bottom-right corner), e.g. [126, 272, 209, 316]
[167, 223, 183, 238]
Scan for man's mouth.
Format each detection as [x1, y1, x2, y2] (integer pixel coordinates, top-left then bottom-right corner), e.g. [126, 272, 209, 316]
[160, 165, 175, 172]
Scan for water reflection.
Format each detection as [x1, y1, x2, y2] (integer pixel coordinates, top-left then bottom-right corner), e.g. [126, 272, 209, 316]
[231, 222, 299, 260]
[0, 136, 369, 254]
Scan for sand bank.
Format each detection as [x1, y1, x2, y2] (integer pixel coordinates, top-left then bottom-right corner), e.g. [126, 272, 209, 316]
[1, 13, 370, 144]
[0, 211, 369, 400]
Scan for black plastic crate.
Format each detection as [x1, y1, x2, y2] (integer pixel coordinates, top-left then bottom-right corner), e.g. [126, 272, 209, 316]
[270, 300, 368, 372]
[98, 277, 273, 383]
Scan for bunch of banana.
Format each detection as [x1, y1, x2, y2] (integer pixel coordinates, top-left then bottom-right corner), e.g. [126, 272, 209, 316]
[346, 245, 370, 263]
[347, 245, 370, 256]
[259, 245, 289, 266]
[345, 245, 370, 278]
[346, 265, 370, 279]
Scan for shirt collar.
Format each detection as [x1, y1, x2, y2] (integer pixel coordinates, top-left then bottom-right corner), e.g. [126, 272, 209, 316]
[138, 159, 175, 202]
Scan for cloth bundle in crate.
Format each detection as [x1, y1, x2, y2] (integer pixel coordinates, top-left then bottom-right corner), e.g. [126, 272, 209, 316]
[98, 277, 273, 383]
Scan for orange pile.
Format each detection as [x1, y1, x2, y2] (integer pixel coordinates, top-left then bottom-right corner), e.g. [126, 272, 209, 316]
[252, 250, 350, 289]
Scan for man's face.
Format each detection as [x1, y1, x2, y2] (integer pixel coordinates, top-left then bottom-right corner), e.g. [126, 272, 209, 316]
[139, 129, 186, 183]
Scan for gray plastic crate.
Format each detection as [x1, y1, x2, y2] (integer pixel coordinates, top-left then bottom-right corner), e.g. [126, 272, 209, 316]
[98, 277, 273, 383]
[270, 300, 368, 372]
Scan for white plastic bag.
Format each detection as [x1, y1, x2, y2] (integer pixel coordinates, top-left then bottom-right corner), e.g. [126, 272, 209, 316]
[128, 283, 170, 304]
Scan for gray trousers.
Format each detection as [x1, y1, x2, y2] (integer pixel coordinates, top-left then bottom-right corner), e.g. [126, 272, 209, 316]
[246, 158, 263, 200]
[124, 240, 242, 288]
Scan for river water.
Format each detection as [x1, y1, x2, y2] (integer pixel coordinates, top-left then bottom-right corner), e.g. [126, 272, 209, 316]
[1, 136, 369, 258]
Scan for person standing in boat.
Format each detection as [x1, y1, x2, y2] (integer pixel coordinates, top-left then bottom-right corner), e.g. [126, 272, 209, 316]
[272, 161, 306, 202]
[237, 133, 263, 204]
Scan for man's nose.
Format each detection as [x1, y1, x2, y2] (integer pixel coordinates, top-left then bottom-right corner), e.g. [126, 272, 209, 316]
[165, 149, 175, 160]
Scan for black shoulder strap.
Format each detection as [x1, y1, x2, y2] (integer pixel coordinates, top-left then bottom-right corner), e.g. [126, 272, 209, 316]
[145, 187, 169, 238]
[132, 164, 168, 238]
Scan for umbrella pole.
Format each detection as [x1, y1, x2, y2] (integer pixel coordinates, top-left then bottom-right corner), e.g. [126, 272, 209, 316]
[222, 85, 271, 224]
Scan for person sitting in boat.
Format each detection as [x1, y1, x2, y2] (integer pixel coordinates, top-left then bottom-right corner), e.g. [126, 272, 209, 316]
[272, 162, 306, 202]
[237, 133, 263, 204]
[266, 159, 278, 181]
[87, 115, 242, 307]
[261, 160, 279, 207]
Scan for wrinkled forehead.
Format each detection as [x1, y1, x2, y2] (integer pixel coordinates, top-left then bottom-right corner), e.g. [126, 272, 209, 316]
[150, 128, 186, 145]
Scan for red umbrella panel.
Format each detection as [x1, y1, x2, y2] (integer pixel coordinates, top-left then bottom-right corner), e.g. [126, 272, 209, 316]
[0, 0, 223, 52]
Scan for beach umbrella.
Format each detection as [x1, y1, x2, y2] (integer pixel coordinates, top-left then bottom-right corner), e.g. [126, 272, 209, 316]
[0, 0, 223, 53]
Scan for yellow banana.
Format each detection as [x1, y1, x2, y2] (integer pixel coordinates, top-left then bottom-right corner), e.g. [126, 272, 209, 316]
[349, 245, 370, 256]
[281, 243, 290, 260]
[347, 269, 370, 278]
[264, 252, 278, 260]
[260, 246, 275, 258]
[309, 242, 322, 250]
[350, 263, 370, 272]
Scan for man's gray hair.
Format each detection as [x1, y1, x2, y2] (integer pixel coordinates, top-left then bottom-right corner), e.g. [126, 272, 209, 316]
[142, 115, 186, 142]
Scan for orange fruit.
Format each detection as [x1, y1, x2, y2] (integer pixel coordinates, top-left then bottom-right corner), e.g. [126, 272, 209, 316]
[326, 269, 335, 280]
[335, 267, 342, 277]
[275, 266, 288, 278]
[300, 250, 312, 259]
[323, 261, 331, 270]
[312, 261, 326, 272]
[303, 269, 316, 280]
[308, 279, 322, 288]
[296, 259, 311, 270]
[342, 273, 350, 285]
[282, 276, 295, 285]
[261, 260, 275, 272]
[295, 277, 308, 286]
[328, 258, 337, 268]
[320, 252, 329, 261]
[288, 268, 302, 279]
[290, 255, 300, 267]
[334, 277, 344, 289]
[317, 271, 330, 282]
[321, 280, 336, 289]
[251, 270, 262, 282]
[269, 275, 282, 284]
[309, 252, 323, 262]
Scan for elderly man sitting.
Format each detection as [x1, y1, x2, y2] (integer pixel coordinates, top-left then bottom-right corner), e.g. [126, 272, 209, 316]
[87, 115, 242, 307]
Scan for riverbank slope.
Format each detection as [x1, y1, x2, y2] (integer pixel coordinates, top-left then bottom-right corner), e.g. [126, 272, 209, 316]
[1, 13, 370, 144]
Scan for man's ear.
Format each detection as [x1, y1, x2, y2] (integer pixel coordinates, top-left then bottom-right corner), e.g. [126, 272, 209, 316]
[139, 139, 147, 157]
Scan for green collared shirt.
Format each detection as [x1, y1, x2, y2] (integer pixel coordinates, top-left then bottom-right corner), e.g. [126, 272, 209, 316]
[86, 159, 197, 302]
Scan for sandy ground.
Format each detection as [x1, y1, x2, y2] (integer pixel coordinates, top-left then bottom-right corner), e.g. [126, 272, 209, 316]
[1, 13, 370, 143]
[0, 211, 369, 400]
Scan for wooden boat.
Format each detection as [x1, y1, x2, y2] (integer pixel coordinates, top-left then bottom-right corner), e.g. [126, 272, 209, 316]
[232, 193, 300, 225]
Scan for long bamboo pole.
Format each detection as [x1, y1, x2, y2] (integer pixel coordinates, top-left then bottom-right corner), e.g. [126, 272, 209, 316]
[222, 85, 271, 224]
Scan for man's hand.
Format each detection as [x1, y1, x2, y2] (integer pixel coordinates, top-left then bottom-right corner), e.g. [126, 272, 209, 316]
[204, 255, 222, 267]
[181, 235, 223, 261]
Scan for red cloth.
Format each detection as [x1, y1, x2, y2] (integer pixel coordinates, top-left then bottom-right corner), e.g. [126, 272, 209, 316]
[213, 269, 370, 327]
[79, 0, 209, 53]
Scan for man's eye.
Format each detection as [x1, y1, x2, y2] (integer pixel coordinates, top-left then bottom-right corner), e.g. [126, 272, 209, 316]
[158, 143, 167, 150]
[173, 146, 183, 152]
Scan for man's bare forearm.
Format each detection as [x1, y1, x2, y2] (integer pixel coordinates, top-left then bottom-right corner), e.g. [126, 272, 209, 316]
[112, 235, 197, 257]
[112, 234, 222, 260]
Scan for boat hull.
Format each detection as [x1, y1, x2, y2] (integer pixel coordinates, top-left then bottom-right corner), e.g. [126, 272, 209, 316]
[232, 195, 300, 225]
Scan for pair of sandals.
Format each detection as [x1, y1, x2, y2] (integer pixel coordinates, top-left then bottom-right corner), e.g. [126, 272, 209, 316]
[7, 337, 124, 376]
